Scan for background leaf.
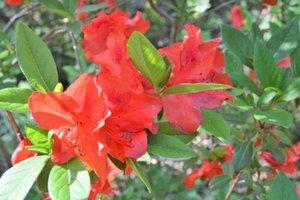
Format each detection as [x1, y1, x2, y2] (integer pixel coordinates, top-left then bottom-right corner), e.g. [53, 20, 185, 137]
[209, 174, 232, 190]
[229, 72, 262, 96]
[0, 88, 33, 113]
[253, 109, 293, 128]
[233, 142, 253, 171]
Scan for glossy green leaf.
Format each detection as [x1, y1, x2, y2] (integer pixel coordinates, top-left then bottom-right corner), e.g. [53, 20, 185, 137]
[38, 0, 68, 17]
[0, 155, 49, 200]
[258, 166, 276, 175]
[249, 22, 264, 44]
[290, 40, 300, 77]
[221, 113, 246, 123]
[270, 67, 283, 89]
[77, 3, 108, 13]
[126, 158, 152, 193]
[278, 77, 300, 102]
[26, 145, 49, 154]
[224, 50, 244, 75]
[232, 98, 251, 111]
[26, 124, 48, 146]
[272, 130, 292, 146]
[233, 142, 253, 171]
[147, 133, 196, 158]
[230, 127, 244, 141]
[257, 91, 276, 107]
[157, 122, 198, 143]
[261, 194, 273, 200]
[267, 19, 299, 63]
[108, 154, 126, 171]
[209, 174, 232, 190]
[270, 172, 300, 200]
[253, 42, 277, 88]
[162, 83, 232, 96]
[0, 88, 33, 113]
[229, 72, 262, 96]
[127, 32, 165, 93]
[201, 109, 230, 142]
[222, 162, 235, 177]
[37, 159, 54, 192]
[16, 23, 58, 93]
[221, 24, 254, 67]
[253, 109, 293, 128]
[159, 55, 173, 88]
[48, 158, 90, 200]
[66, 21, 84, 35]
[269, 22, 280, 34]
[62, 0, 78, 16]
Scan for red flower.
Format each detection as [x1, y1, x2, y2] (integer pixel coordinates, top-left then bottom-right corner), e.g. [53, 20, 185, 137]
[29, 74, 110, 187]
[262, 142, 300, 175]
[182, 159, 223, 189]
[159, 24, 233, 133]
[221, 145, 234, 162]
[262, 0, 278, 5]
[81, 10, 150, 61]
[4, 0, 24, 6]
[277, 56, 290, 67]
[230, 6, 245, 29]
[11, 138, 37, 166]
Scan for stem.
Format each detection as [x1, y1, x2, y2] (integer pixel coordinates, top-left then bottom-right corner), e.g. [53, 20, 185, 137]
[225, 171, 242, 200]
[5, 111, 23, 141]
[148, 0, 175, 25]
[291, 108, 300, 115]
[0, 135, 12, 168]
[69, 32, 83, 75]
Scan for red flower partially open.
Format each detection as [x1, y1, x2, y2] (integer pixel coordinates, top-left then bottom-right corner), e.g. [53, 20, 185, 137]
[11, 138, 37, 166]
[4, 0, 24, 6]
[159, 24, 233, 134]
[182, 159, 223, 189]
[230, 6, 245, 29]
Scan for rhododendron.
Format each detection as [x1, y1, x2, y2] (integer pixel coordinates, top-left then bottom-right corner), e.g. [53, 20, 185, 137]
[81, 10, 150, 61]
[221, 145, 234, 162]
[262, 142, 300, 175]
[277, 56, 290, 67]
[182, 159, 223, 189]
[230, 6, 245, 29]
[29, 74, 110, 186]
[159, 24, 233, 133]
[11, 138, 37, 166]
[262, 0, 278, 5]
[4, 0, 24, 6]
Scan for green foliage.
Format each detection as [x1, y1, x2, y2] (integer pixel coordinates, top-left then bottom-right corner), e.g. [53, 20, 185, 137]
[0, 156, 49, 200]
[233, 142, 253, 171]
[253, 109, 293, 128]
[0, 88, 33, 113]
[209, 174, 232, 190]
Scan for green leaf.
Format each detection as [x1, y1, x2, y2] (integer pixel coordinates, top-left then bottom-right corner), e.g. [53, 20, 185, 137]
[0, 29, 8, 42]
[16, 23, 58, 93]
[253, 41, 277, 88]
[269, 22, 280, 34]
[37, 159, 54, 192]
[26, 124, 48, 146]
[48, 158, 90, 200]
[290, 40, 300, 77]
[221, 113, 245, 123]
[270, 172, 300, 200]
[159, 55, 173, 88]
[0, 88, 33, 113]
[26, 145, 49, 154]
[77, 3, 108, 13]
[201, 109, 230, 142]
[127, 32, 166, 93]
[261, 194, 273, 200]
[233, 142, 253, 171]
[272, 130, 292, 146]
[66, 21, 84, 35]
[157, 122, 198, 143]
[278, 77, 300, 102]
[62, 0, 78, 16]
[258, 166, 276, 175]
[250, 22, 264, 44]
[253, 109, 293, 128]
[126, 158, 152, 193]
[108, 154, 126, 171]
[162, 83, 232, 96]
[209, 174, 232, 190]
[147, 133, 196, 158]
[267, 19, 299, 63]
[224, 50, 244, 75]
[229, 72, 262, 96]
[221, 24, 254, 68]
[257, 91, 276, 107]
[0, 155, 49, 200]
[222, 162, 235, 177]
[270, 67, 283, 89]
[244, 170, 253, 187]
[230, 127, 245, 141]
[38, 0, 69, 17]
[232, 98, 251, 111]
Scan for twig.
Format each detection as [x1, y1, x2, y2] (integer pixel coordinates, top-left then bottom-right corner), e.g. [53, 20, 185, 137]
[148, 0, 175, 25]
[69, 32, 83, 74]
[5, 111, 23, 141]
[41, 25, 66, 41]
[191, 0, 236, 24]
[0, 135, 12, 168]
[225, 171, 242, 200]
[3, 2, 41, 34]
[171, 0, 187, 43]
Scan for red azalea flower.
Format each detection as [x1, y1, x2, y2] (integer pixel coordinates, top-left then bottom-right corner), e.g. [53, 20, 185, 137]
[159, 24, 233, 134]
[221, 145, 234, 162]
[4, 0, 24, 6]
[230, 6, 245, 29]
[11, 138, 37, 166]
[182, 159, 223, 189]
[29, 74, 110, 187]
[81, 10, 150, 61]
[296, 187, 300, 197]
[262, 0, 278, 5]
[277, 56, 290, 67]
[262, 142, 300, 175]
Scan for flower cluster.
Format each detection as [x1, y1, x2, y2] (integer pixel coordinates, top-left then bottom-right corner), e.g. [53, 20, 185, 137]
[27, 9, 232, 198]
